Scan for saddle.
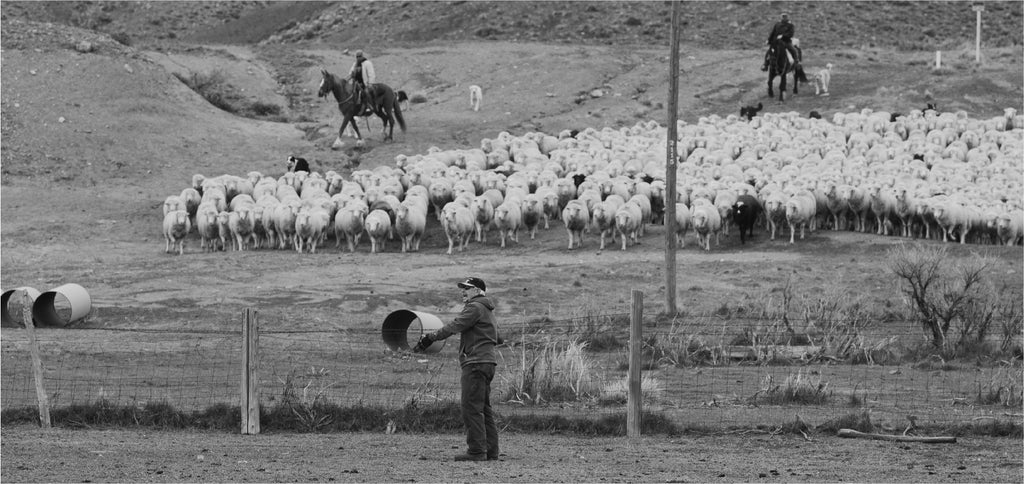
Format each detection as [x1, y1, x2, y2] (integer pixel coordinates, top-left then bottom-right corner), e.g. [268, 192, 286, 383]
[357, 83, 381, 116]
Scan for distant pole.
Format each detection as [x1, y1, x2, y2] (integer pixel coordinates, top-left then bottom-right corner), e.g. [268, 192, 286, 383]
[664, 0, 681, 316]
[972, 3, 984, 63]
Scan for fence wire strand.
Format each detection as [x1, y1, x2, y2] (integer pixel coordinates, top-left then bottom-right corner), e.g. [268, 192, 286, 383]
[2, 308, 1021, 431]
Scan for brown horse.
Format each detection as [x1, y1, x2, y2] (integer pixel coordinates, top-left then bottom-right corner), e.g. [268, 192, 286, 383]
[318, 69, 406, 143]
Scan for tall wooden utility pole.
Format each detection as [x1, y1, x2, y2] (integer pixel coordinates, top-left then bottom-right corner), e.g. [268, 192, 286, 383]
[972, 3, 984, 63]
[664, 0, 681, 316]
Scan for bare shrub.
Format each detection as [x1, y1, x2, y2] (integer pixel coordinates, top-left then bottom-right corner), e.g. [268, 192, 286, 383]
[888, 243, 993, 353]
[976, 364, 1024, 407]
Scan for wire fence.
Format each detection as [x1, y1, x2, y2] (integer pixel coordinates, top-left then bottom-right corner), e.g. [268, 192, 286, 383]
[2, 307, 1021, 431]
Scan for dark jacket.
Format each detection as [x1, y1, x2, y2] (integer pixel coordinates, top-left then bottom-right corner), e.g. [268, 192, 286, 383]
[432, 295, 499, 367]
[768, 20, 795, 44]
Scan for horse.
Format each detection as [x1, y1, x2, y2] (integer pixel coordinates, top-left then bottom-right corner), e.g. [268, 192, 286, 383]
[766, 39, 807, 101]
[317, 69, 406, 144]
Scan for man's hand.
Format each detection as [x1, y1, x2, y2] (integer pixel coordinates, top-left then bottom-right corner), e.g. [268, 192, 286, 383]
[413, 333, 434, 353]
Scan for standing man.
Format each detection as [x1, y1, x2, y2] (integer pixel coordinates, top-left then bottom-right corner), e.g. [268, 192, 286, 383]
[348, 49, 376, 112]
[763, 12, 801, 71]
[415, 277, 500, 462]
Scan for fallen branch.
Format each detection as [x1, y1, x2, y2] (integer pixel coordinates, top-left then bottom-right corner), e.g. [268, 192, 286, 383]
[837, 428, 956, 444]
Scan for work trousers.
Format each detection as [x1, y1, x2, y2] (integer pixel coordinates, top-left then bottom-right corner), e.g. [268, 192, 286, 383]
[460, 363, 498, 457]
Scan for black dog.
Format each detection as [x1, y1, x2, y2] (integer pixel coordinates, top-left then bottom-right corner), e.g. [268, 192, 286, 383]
[287, 155, 310, 173]
[739, 102, 763, 121]
[809, 110, 821, 119]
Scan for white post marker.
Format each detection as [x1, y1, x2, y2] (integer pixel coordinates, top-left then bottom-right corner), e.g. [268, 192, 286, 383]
[972, 3, 984, 64]
[935, 50, 941, 69]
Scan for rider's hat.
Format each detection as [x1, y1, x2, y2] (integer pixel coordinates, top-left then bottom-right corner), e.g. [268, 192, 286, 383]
[355, 50, 365, 58]
[780, 12, 789, 18]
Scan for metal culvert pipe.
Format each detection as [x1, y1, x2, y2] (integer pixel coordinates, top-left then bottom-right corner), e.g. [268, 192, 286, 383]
[1, 287, 41, 327]
[32, 283, 92, 327]
[382, 309, 445, 353]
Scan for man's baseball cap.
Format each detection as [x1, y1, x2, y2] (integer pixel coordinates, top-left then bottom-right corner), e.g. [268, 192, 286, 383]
[355, 50, 364, 58]
[457, 277, 486, 292]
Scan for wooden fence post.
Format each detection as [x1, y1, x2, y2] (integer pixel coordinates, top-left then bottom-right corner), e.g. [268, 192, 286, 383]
[627, 290, 643, 438]
[22, 293, 51, 428]
[241, 308, 260, 434]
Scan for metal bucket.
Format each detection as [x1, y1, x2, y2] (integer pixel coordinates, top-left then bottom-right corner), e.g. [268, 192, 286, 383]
[382, 309, 445, 353]
[1, 287, 42, 327]
[32, 283, 92, 327]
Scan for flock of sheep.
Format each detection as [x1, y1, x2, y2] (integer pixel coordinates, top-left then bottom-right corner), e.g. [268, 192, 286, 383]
[161, 106, 1024, 255]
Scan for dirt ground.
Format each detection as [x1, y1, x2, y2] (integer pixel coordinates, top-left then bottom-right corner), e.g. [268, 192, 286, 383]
[2, 2, 1023, 482]
[2, 425, 1022, 483]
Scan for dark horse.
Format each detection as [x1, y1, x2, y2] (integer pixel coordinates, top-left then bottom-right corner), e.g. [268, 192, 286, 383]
[318, 69, 406, 143]
[766, 39, 807, 101]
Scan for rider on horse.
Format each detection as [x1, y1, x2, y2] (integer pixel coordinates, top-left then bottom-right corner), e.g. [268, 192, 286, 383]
[762, 12, 802, 72]
[349, 50, 377, 115]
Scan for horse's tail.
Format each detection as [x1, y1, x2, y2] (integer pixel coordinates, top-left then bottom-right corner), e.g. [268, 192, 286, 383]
[393, 98, 407, 133]
[795, 64, 809, 83]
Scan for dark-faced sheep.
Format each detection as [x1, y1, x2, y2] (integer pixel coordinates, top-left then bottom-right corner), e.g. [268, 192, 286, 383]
[732, 194, 762, 244]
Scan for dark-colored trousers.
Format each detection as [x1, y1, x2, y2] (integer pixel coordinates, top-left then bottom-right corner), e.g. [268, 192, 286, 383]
[460, 363, 498, 457]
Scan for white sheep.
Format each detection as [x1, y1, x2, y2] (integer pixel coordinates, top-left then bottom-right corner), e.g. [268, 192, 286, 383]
[179, 188, 202, 220]
[395, 202, 427, 252]
[674, 202, 691, 248]
[932, 200, 973, 244]
[785, 190, 818, 244]
[690, 203, 722, 251]
[561, 199, 589, 250]
[364, 209, 392, 254]
[591, 200, 618, 250]
[470, 195, 495, 242]
[762, 191, 788, 240]
[216, 211, 231, 252]
[520, 193, 545, 240]
[294, 208, 330, 253]
[441, 201, 475, 254]
[713, 188, 738, 236]
[614, 202, 644, 251]
[228, 205, 256, 251]
[334, 202, 368, 252]
[272, 202, 300, 250]
[538, 187, 561, 229]
[163, 195, 186, 217]
[163, 210, 191, 255]
[996, 209, 1024, 246]
[866, 184, 897, 236]
[195, 203, 221, 252]
[838, 184, 870, 232]
[493, 200, 522, 248]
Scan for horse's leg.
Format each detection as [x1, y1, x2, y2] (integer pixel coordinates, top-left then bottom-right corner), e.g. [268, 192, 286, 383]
[339, 114, 362, 143]
[779, 71, 786, 101]
[767, 73, 775, 98]
[792, 69, 799, 95]
[376, 108, 393, 141]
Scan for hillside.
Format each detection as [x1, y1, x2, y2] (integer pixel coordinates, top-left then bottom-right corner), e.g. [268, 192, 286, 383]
[4, 1, 1023, 50]
[0, 1, 1021, 333]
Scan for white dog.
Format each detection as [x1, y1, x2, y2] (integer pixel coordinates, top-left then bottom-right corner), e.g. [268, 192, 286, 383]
[814, 63, 833, 96]
[469, 85, 483, 111]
